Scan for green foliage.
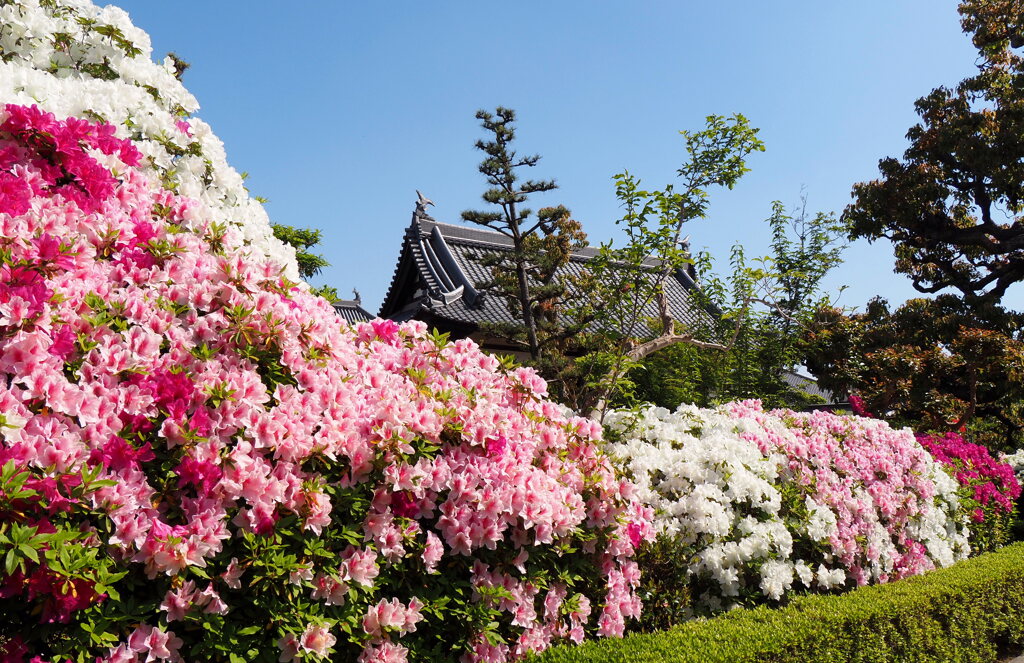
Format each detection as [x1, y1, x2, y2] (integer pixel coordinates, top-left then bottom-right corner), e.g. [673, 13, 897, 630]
[969, 495, 1016, 555]
[626, 198, 845, 411]
[310, 285, 340, 303]
[0, 462, 128, 659]
[165, 51, 189, 81]
[803, 296, 1024, 451]
[535, 542, 1024, 663]
[271, 223, 330, 280]
[630, 536, 694, 633]
[572, 114, 767, 416]
[844, 0, 1024, 308]
[270, 223, 346, 307]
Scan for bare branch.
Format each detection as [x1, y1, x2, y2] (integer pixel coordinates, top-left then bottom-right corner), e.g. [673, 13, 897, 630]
[625, 333, 728, 361]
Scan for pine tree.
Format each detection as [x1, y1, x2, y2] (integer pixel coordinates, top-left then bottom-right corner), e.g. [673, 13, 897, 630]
[461, 107, 591, 364]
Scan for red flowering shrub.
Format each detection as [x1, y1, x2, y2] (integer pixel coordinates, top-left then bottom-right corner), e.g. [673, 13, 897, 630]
[917, 431, 1021, 553]
[0, 104, 652, 663]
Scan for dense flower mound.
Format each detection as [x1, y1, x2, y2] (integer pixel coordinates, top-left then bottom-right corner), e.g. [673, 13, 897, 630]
[1007, 449, 1024, 485]
[605, 401, 969, 615]
[0, 0, 299, 277]
[918, 432, 1021, 553]
[0, 105, 652, 663]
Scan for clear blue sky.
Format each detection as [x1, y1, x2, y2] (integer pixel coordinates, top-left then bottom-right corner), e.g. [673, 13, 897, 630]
[116, 1, 1009, 313]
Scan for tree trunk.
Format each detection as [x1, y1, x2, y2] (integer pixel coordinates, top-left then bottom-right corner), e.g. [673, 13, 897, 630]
[508, 200, 541, 359]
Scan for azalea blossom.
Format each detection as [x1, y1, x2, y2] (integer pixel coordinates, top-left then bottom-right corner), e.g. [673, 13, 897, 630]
[606, 401, 971, 612]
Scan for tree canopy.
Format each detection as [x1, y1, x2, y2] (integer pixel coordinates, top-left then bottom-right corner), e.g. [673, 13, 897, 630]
[845, 0, 1024, 307]
[803, 295, 1024, 451]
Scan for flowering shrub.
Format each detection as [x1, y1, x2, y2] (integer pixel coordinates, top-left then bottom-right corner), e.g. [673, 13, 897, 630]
[0, 0, 299, 277]
[918, 432, 1021, 553]
[604, 401, 969, 620]
[0, 104, 652, 662]
[1006, 449, 1024, 541]
[1006, 449, 1024, 486]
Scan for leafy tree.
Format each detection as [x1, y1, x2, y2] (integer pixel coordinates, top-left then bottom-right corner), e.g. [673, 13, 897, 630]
[310, 285, 341, 304]
[456, 112, 843, 416]
[575, 114, 770, 416]
[628, 199, 846, 411]
[845, 0, 1024, 307]
[461, 107, 596, 372]
[271, 223, 330, 280]
[269, 223, 343, 302]
[826, 0, 1024, 453]
[802, 295, 1024, 451]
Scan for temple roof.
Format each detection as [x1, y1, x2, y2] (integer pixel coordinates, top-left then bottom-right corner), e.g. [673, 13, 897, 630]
[378, 210, 711, 337]
[781, 369, 837, 402]
[333, 298, 374, 325]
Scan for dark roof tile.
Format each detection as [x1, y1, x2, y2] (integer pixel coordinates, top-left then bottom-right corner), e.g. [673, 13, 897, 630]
[379, 212, 713, 336]
[333, 299, 374, 325]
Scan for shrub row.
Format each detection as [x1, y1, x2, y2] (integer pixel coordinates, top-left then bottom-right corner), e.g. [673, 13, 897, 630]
[604, 402, 971, 623]
[534, 541, 1024, 663]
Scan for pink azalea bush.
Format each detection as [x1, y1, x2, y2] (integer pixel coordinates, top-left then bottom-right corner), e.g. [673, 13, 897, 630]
[0, 105, 652, 662]
[605, 401, 969, 619]
[917, 431, 1021, 553]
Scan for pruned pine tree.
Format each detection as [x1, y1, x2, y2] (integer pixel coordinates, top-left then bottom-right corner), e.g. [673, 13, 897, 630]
[461, 107, 595, 375]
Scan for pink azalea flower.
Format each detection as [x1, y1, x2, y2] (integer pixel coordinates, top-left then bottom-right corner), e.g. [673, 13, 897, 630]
[340, 546, 379, 588]
[298, 625, 335, 657]
[47, 325, 76, 360]
[362, 598, 423, 637]
[422, 530, 444, 573]
[357, 641, 409, 663]
[276, 634, 300, 663]
[125, 624, 183, 662]
[221, 558, 243, 589]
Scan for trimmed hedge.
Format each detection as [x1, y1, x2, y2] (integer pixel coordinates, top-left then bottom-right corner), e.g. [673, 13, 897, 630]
[535, 542, 1024, 663]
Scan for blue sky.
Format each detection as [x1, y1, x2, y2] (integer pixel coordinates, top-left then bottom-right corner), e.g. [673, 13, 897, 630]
[115, 1, 1003, 313]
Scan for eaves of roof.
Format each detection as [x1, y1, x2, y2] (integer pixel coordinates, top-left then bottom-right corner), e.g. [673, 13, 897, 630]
[379, 211, 713, 335]
[333, 299, 374, 325]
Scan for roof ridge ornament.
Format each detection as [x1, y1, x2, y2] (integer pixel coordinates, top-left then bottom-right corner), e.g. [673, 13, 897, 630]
[414, 190, 435, 221]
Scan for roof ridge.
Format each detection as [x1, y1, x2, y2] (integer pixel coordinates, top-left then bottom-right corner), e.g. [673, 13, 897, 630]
[422, 218, 500, 234]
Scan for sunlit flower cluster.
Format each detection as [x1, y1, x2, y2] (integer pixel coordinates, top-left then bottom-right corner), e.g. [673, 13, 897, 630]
[0, 105, 651, 663]
[919, 432, 1020, 516]
[1006, 449, 1024, 485]
[605, 401, 970, 613]
[917, 432, 1020, 552]
[0, 0, 299, 278]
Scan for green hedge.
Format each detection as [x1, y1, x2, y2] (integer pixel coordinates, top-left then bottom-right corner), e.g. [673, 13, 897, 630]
[536, 543, 1024, 663]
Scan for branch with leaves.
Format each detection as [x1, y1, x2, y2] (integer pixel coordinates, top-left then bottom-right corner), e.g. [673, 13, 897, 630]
[579, 114, 767, 418]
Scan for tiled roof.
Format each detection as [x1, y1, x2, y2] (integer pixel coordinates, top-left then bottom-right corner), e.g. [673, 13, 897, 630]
[333, 299, 374, 325]
[379, 212, 712, 336]
[781, 369, 838, 402]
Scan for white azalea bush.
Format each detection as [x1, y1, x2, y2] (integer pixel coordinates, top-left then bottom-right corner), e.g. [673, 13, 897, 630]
[604, 401, 971, 624]
[0, 0, 299, 278]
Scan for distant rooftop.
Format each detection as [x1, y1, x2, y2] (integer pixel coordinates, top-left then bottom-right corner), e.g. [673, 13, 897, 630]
[333, 298, 373, 325]
[781, 369, 842, 403]
[379, 209, 710, 337]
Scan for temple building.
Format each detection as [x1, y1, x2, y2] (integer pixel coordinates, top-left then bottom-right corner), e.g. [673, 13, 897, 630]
[377, 206, 708, 356]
